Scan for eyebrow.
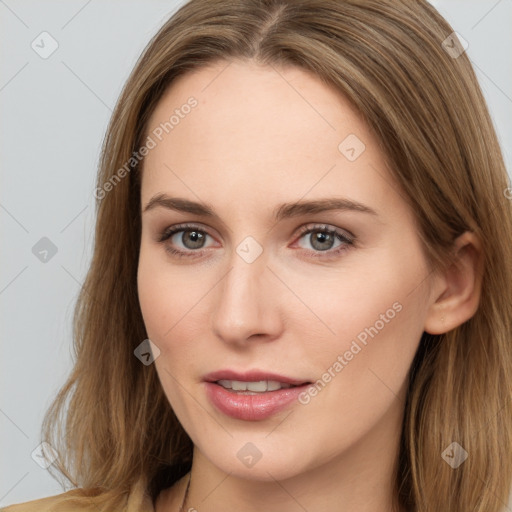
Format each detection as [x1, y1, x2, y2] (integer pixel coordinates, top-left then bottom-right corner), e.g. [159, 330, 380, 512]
[143, 193, 379, 221]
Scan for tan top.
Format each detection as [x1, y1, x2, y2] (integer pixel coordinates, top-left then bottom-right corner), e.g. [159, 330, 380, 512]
[0, 477, 156, 512]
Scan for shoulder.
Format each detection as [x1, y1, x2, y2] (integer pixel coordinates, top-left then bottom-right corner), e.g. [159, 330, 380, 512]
[1, 479, 154, 512]
[0, 489, 98, 512]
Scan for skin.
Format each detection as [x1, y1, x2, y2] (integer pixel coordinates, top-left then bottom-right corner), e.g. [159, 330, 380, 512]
[137, 59, 483, 512]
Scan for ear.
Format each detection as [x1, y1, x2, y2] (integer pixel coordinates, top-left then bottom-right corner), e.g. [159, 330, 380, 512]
[424, 231, 484, 335]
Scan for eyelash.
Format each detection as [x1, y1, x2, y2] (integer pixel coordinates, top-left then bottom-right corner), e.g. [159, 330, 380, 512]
[157, 222, 355, 260]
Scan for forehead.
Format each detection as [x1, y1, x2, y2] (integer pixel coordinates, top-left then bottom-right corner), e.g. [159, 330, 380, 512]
[140, 60, 404, 222]
[144, 59, 366, 162]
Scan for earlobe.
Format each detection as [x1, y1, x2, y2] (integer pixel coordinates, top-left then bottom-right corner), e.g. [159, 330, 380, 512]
[423, 231, 483, 335]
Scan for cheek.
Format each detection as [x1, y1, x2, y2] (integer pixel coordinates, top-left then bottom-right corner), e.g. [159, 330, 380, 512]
[292, 247, 427, 376]
[283, 254, 426, 453]
[137, 263, 166, 340]
[137, 246, 181, 342]
[137, 246, 212, 360]
[137, 254, 199, 402]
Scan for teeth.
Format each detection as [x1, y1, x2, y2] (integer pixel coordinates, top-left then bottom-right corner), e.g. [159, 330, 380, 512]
[232, 380, 248, 391]
[246, 380, 267, 392]
[216, 380, 294, 392]
[266, 381, 282, 391]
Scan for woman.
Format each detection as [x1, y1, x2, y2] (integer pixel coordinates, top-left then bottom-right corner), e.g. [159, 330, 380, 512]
[3, 0, 512, 511]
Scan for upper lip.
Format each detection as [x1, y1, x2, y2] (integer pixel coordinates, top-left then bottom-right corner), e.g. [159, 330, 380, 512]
[203, 369, 310, 386]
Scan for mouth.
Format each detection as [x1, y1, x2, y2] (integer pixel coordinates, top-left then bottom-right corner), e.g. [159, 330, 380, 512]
[203, 369, 313, 421]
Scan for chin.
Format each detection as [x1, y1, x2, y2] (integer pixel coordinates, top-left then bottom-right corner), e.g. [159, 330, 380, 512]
[194, 433, 321, 482]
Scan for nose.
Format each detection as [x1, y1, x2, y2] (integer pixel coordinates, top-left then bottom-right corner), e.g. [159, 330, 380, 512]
[211, 248, 283, 347]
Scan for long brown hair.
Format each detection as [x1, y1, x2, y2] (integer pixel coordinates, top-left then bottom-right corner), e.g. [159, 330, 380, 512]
[39, 1, 512, 510]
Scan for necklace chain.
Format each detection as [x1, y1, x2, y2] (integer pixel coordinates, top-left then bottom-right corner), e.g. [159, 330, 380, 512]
[178, 472, 191, 512]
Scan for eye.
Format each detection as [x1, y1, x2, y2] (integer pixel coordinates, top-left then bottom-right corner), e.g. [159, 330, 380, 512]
[157, 223, 215, 258]
[294, 224, 355, 258]
[157, 222, 355, 260]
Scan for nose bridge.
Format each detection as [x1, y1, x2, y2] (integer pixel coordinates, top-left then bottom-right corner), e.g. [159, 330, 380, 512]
[211, 238, 279, 343]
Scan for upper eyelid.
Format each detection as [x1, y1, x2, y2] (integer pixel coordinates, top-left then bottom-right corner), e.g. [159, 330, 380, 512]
[296, 223, 354, 239]
[161, 223, 217, 239]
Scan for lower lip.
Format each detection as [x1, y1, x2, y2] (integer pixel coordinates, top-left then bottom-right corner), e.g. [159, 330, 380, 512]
[204, 382, 310, 421]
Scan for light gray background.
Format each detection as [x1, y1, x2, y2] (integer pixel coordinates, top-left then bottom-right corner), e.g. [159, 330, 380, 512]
[1, 0, 511, 507]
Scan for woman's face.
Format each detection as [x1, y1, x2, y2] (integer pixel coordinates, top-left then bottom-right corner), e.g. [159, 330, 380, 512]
[137, 59, 436, 481]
